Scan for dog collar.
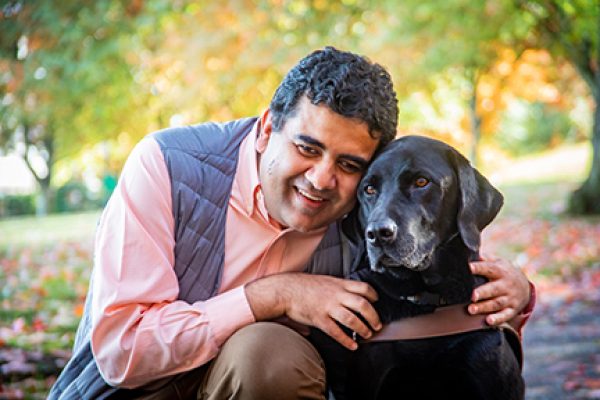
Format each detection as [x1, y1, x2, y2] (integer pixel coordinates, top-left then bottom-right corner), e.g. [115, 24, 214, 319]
[397, 292, 449, 306]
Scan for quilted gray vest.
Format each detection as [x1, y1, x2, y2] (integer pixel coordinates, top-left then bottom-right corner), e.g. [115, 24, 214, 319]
[48, 118, 349, 399]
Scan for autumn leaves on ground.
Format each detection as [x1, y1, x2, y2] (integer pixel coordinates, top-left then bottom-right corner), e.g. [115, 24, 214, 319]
[0, 215, 95, 398]
[483, 183, 600, 399]
[1, 181, 599, 398]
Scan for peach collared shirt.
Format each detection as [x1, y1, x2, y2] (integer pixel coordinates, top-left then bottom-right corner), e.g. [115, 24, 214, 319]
[90, 122, 327, 388]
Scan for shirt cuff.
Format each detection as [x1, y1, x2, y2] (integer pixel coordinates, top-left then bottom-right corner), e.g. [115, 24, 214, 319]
[509, 281, 536, 336]
[200, 286, 256, 347]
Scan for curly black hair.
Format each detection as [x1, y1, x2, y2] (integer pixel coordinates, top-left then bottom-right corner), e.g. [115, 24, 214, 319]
[269, 46, 398, 148]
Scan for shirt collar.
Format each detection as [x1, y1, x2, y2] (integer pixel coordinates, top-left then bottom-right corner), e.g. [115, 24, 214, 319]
[234, 119, 263, 219]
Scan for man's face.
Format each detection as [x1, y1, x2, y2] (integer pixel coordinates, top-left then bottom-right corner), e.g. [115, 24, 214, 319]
[257, 97, 380, 232]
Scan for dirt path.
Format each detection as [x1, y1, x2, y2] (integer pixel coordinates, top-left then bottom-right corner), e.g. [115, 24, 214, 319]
[523, 280, 600, 399]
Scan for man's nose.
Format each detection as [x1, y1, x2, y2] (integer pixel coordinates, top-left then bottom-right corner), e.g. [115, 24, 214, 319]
[305, 161, 336, 190]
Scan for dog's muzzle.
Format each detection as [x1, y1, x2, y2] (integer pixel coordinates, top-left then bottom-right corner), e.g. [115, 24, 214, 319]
[366, 218, 397, 246]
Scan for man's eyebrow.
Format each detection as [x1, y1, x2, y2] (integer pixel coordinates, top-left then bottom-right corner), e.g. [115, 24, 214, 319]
[340, 154, 369, 169]
[296, 134, 325, 150]
[295, 134, 369, 168]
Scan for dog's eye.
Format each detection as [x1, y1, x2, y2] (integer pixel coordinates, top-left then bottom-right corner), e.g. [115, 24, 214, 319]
[414, 177, 429, 188]
[364, 184, 377, 196]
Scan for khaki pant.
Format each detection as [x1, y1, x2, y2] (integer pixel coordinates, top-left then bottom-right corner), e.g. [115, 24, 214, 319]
[116, 322, 327, 400]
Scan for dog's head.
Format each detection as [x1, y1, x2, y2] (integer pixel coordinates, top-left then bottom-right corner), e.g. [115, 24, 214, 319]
[357, 135, 503, 273]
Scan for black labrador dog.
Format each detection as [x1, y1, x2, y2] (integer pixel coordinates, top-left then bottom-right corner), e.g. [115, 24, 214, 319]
[310, 136, 524, 400]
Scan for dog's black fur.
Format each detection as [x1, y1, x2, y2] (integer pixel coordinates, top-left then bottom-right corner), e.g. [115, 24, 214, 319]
[310, 136, 524, 400]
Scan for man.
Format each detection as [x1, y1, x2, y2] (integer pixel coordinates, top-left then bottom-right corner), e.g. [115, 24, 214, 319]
[49, 47, 532, 399]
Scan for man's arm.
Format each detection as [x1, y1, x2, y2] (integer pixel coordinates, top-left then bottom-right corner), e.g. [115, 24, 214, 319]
[245, 273, 382, 351]
[467, 257, 535, 331]
[91, 138, 255, 388]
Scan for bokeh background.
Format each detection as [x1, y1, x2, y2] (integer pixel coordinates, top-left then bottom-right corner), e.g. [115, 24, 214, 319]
[1, 1, 599, 398]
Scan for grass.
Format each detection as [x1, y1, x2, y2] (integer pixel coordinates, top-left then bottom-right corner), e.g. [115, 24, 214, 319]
[497, 180, 579, 220]
[0, 210, 101, 249]
[481, 142, 593, 223]
[483, 142, 591, 187]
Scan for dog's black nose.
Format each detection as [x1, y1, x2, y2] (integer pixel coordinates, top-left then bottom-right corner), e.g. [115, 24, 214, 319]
[366, 220, 397, 245]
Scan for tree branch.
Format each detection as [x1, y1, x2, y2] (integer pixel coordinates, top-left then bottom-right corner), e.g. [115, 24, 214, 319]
[20, 123, 40, 184]
[518, 0, 598, 97]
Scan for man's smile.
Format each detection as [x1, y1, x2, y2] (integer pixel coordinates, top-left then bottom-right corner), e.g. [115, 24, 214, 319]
[296, 187, 326, 202]
[294, 186, 330, 210]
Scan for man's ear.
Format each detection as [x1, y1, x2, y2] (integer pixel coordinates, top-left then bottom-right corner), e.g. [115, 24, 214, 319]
[256, 109, 273, 154]
[452, 150, 504, 253]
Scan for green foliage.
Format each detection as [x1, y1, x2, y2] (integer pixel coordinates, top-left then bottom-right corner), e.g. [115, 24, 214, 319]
[41, 276, 77, 300]
[517, 0, 599, 97]
[497, 101, 577, 156]
[0, 193, 35, 216]
[135, 0, 379, 125]
[515, 0, 600, 214]
[380, 1, 528, 88]
[1, 0, 389, 208]
[54, 180, 101, 213]
[0, 0, 150, 212]
[380, 0, 600, 213]
[1, 0, 599, 213]
[0, 308, 35, 325]
[0, 182, 104, 216]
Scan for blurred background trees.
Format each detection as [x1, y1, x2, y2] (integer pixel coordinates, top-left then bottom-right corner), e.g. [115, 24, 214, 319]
[514, 0, 600, 213]
[0, 1, 147, 214]
[0, 0, 597, 215]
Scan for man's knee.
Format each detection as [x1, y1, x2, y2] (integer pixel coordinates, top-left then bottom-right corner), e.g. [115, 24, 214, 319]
[203, 322, 326, 399]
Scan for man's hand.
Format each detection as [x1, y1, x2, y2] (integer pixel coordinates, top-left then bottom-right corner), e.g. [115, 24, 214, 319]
[245, 273, 382, 350]
[468, 256, 531, 326]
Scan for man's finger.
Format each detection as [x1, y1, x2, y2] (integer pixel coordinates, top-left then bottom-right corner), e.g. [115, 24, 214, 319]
[343, 280, 379, 302]
[330, 307, 372, 340]
[320, 318, 357, 351]
[469, 261, 504, 279]
[485, 308, 517, 326]
[340, 293, 382, 332]
[471, 280, 505, 302]
[468, 296, 509, 315]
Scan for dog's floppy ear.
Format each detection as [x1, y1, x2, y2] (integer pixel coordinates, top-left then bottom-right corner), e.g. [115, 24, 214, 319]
[452, 150, 504, 253]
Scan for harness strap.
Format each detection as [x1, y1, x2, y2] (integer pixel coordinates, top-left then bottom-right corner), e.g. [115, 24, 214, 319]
[362, 304, 489, 342]
[359, 305, 524, 370]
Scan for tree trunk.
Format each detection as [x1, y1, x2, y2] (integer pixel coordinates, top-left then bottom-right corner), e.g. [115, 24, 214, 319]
[22, 125, 54, 216]
[35, 181, 51, 216]
[568, 94, 600, 214]
[468, 71, 482, 167]
[469, 88, 481, 167]
[26, 154, 51, 216]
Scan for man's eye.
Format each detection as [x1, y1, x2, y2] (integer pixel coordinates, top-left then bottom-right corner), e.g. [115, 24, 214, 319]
[296, 144, 318, 156]
[364, 184, 377, 195]
[415, 177, 430, 188]
[339, 160, 362, 174]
